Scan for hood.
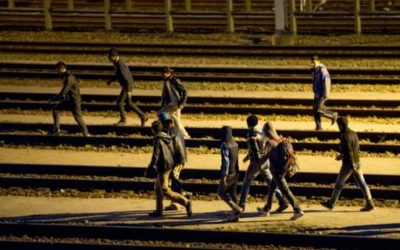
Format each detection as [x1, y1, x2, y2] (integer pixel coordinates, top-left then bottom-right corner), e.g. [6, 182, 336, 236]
[155, 131, 172, 143]
[262, 121, 279, 140]
[220, 126, 233, 142]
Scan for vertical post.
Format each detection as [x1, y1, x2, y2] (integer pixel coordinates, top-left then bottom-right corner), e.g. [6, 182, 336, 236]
[226, 0, 235, 33]
[244, 0, 252, 12]
[67, 0, 74, 11]
[306, 0, 312, 11]
[104, 0, 112, 31]
[165, 0, 174, 34]
[8, 0, 15, 9]
[44, 0, 52, 31]
[125, 0, 132, 11]
[354, 0, 361, 35]
[274, 0, 286, 31]
[369, 0, 375, 12]
[185, 0, 191, 12]
[289, 0, 297, 35]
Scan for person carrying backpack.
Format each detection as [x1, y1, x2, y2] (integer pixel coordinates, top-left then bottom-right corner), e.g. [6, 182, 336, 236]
[257, 121, 304, 220]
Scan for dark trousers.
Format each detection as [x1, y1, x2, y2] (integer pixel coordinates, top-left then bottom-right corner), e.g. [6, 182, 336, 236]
[218, 174, 241, 211]
[117, 89, 145, 122]
[263, 173, 301, 213]
[313, 96, 336, 129]
[52, 101, 88, 136]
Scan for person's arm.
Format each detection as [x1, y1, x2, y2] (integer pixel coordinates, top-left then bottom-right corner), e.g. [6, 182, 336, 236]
[120, 62, 134, 90]
[248, 136, 262, 162]
[174, 78, 188, 107]
[148, 140, 161, 171]
[52, 75, 73, 101]
[341, 133, 355, 167]
[257, 140, 273, 168]
[322, 67, 331, 99]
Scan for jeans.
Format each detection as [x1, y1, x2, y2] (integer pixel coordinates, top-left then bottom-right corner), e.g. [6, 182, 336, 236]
[263, 173, 301, 213]
[313, 96, 336, 129]
[117, 89, 145, 121]
[330, 163, 373, 205]
[52, 101, 89, 136]
[158, 104, 190, 138]
[218, 173, 241, 211]
[239, 161, 286, 208]
[155, 169, 189, 212]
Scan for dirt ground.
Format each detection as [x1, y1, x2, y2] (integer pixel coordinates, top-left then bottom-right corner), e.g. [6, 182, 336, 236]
[0, 196, 398, 239]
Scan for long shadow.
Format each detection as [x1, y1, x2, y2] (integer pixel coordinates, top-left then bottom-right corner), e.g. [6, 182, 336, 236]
[314, 223, 400, 237]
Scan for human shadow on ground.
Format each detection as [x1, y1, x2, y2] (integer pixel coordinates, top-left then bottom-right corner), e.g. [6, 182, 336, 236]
[308, 223, 400, 237]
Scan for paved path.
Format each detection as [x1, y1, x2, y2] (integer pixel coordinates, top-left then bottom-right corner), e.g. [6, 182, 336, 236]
[0, 196, 398, 238]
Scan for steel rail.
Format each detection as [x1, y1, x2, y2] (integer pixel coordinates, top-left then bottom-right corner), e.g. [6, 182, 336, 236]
[1, 163, 398, 186]
[1, 100, 399, 117]
[1, 92, 399, 108]
[0, 176, 398, 199]
[2, 41, 400, 58]
[1, 122, 399, 143]
[0, 133, 398, 154]
[0, 223, 398, 249]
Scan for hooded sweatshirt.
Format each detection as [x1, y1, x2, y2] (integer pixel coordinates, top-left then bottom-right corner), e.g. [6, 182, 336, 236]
[220, 126, 239, 177]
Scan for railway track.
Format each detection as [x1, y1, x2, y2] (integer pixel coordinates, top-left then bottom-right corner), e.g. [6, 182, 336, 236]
[1, 62, 400, 84]
[0, 132, 398, 154]
[0, 223, 398, 250]
[3, 41, 400, 58]
[1, 122, 399, 143]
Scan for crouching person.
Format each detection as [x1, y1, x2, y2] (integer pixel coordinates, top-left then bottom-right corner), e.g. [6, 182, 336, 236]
[145, 120, 192, 217]
[218, 126, 243, 222]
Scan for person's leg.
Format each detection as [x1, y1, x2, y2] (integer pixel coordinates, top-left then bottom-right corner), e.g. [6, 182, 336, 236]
[329, 165, 353, 207]
[238, 162, 260, 209]
[51, 102, 62, 133]
[116, 89, 127, 123]
[218, 174, 241, 211]
[149, 175, 164, 217]
[261, 176, 277, 213]
[171, 109, 190, 138]
[317, 98, 337, 124]
[160, 169, 190, 209]
[274, 175, 301, 213]
[71, 102, 89, 136]
[126, 91, 147, 126]
[261, 167, 287, 210]
[228, 174, 240, 205]
[313, 97, 322, 130]
[352, 168, 374, 211]
[166, 164, 185, 210]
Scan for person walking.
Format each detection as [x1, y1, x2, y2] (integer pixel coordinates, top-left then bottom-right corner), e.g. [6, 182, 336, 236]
[49, 61, 89, 137]
[311, 55, 337, 131]
[159, 112, 190, 211]
[238, 115, 287, 213]
[257, 121, 304, 220]
[218, 126, 243, 222]
[321, 116, 374, 211]
[107, 48, 148, 127]
[158, 66, 190, 138]
[145, 120, 192, 218]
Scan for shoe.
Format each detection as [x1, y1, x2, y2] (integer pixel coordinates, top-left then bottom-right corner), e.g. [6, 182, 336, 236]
[148, 211, 163, 217]
[51, 129, 60, 136]
[164, 203, 180, 211]
[275, 203, 289, 213]
[183, 191, 192, 199]
[185, 200, 192, 217]
[140, 115, 148, 127]
[316, 126, 323, 131]
[257, 207, 270, 217]
[360, 201, 374, 212]
[291, 210, 304, 220]
[331, 112, 338, 125]
[83, 133, 91, 137]
[321, 200, 334, 210]
[239, 204, 245, 212]
[114, 120, 126, 126]
[227, 207, 243, 222]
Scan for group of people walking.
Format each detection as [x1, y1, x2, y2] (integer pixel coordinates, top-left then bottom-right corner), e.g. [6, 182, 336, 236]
[49, 50, 374, 222]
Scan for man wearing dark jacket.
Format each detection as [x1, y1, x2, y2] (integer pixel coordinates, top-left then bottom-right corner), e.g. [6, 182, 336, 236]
[50, 61, 89, 137]
[159, 112, 189, 211]
[107, 48, 147, 127]
[311, 55, 337, 130]
[146, 120, 192, 217]
[158, 66, 190, 138]
[238, 115, 286, 212]
[321, 116, 374, 211]
[257, 122, 304, 220]
[218, 126, 242, 222]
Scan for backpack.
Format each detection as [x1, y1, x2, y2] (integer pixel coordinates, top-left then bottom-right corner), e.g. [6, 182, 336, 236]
[270, 138, 299, 178]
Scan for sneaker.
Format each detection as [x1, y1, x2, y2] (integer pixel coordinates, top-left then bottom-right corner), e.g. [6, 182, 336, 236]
[257, 207, 270, 217]
[360, 203, 374, 212]
[227, 207, 243, 222]
[291, 210, 304, 220]
[51, 129, 60, 136]
[275, 203, 289, 213]
[185, 200, 192, 217]
[239, 204, 246, 212]
[164, 203, 180, 211]
[83, 132, 91, 137]
[183, 191, 193, 199]
[148, 211, 163, 217]
[321, 200, 334, 210]
[140, 115, 148, 127]
[331, 112, 338, 125]
[114, 120, 126, 126]
[316, 126, 323, 131]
